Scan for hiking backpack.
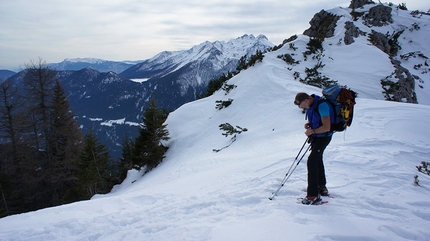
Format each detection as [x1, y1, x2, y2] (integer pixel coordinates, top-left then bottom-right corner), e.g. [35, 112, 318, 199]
[321, 85, 357, 132]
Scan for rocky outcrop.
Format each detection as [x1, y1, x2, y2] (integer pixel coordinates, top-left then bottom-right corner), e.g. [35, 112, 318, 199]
[368, 29, 403, 56]
[303, 10, 341, 38]
[381, 59, 417, 103]
[368, 30, 391, 54]
[363, 5, 393, 27]
[348, 0, 374, 9]
[344, 21, 365, 45]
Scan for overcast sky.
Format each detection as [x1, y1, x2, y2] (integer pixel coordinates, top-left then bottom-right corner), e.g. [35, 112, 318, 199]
[0, 0, 428, 71]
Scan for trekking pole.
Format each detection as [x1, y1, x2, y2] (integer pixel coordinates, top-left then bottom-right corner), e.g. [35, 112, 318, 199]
[269, 137, 312, 200]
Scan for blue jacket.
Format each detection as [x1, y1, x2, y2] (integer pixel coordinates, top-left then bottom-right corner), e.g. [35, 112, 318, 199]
[306, 95, 334, 137]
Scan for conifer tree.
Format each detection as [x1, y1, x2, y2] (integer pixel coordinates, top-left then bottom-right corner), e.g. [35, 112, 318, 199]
[77, 128, 112, 199]
[132, 99, 170, 172]
[49, 81, 82, 205]
[236, 55, 247, 72]
[119, 135, 134, 181]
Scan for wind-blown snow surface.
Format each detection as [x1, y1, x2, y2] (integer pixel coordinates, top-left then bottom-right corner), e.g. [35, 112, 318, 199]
[1, 6, 430, 239]
[1, 45, 430, 241]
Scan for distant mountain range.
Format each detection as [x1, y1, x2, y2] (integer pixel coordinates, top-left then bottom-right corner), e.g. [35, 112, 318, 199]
[49, 58, 143, 73]
[3, 34, 274, 158]
[0, 70, 16, 81]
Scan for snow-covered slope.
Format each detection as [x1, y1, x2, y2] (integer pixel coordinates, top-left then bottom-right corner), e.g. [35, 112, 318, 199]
[1, 9, 430, 239]
[279, 4, 430, 104]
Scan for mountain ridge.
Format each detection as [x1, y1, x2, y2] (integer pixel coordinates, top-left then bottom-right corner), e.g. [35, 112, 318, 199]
[48, 58, 142, 73]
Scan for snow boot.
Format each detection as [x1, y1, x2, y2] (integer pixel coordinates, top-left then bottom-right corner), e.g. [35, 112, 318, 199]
[301, 195, 321, 205]
[319, 186, 329, 196]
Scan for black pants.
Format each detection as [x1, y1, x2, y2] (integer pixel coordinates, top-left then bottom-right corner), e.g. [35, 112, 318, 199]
[307, 136, 332, 197]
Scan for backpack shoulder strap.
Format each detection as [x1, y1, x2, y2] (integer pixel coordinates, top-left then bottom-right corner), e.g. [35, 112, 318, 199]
[315, 98, 335, 123]
[315, 98, 331, 113]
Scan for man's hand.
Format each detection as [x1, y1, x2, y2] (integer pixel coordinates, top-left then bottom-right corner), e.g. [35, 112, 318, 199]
[305, 128, 314, 136]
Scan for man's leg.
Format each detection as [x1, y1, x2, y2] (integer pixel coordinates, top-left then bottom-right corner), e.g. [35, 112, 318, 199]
[307, 139, 323, 197]
[307, 137, 331, 196]
[317, 137, 332, 190]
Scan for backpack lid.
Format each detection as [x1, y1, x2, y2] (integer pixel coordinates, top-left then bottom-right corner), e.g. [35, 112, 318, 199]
[322, 85, 342, 101]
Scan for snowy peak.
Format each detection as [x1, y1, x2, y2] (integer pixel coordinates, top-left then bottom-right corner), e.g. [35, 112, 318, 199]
[120, 34, 274, 80]
[228, 34, 269, 45]
[64, 58, 106, 64]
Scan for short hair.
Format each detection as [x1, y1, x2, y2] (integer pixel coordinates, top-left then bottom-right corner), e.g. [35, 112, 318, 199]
[294, 92, 310, 105]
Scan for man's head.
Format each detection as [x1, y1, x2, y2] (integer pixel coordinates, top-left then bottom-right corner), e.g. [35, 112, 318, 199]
[294, 92, 312, 109]
[294, 92, 309, 106]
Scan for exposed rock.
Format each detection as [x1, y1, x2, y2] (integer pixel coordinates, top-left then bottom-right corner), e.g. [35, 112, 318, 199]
[348, 0, 374, 9]
[363, 5, 393, 27]
[344, 21, 366, 45]
[303, 10, 341, 38]
[381, 59, 417, 103]
[368, 30, 403, 56]
[282, 35, 298, 45]
[368, 30, 391, 54]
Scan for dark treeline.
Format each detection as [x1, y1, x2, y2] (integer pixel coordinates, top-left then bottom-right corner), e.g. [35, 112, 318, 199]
[0, 59, 170, 217]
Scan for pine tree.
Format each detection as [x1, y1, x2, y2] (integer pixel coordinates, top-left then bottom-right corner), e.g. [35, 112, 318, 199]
[77, 128, 112, 199]
[119, 135, 134, 181]
[236, 55, 247, 72]
[49, 81, 82, 205]
[132, 99, 170, 172]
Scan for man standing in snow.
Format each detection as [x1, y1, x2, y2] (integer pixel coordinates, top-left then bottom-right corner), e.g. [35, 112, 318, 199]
[294, 92, 333, 205]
